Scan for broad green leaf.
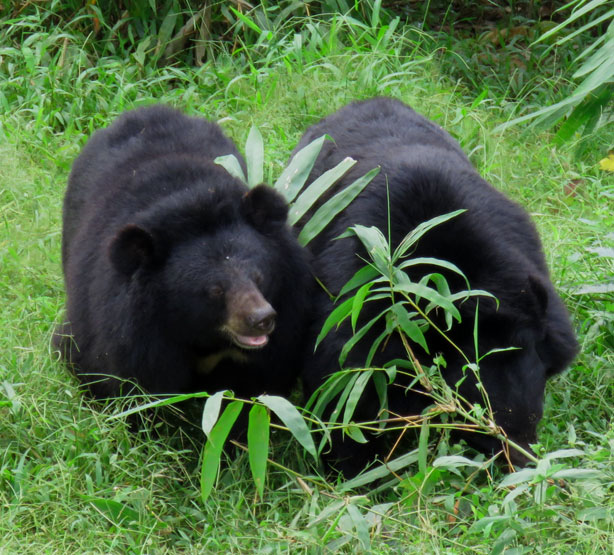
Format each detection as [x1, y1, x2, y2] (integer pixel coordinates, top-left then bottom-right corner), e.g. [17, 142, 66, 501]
[307, 370, 352, 416]
[315, 296, 354, 349]
[572, 35, 614, 78]
[214, 154, 247, 184]
[417, 417, 429, 475]
[339, 449, 419, 492]
[345, 223, 390, 273]
[306, 499, 347, 529]
[337, 264, 380, 298]
[344, 423, 369, 444]
[351, 281, 374, 332]
[390, 303, 429, 353]
[498, 468, 537, 488]
[554, 84, 613, 145]
[298, 166, 380, 246]
[289, 157, 356, 225]
[543, 448, 586, 460]
[420, 273, 454, 328]
[342, 369, 373, 426]
[447, 289, 497, 304]
[394, 209, 466, 261]
[339, 307, 389, 367]
[392, 276, 461, 322]
[274, 135, 328, 203]
[432, 455, 485, 469]
[372, 370, 389, 429]
[111, 390, 211, 419]
[200, 401, 243, 502]
[364, 328, 392, 368]
[329, 372, 360, 425]
[551, 468, 603, 480]
[245, 125, 264, 187]
[346, 503, 371, 551]
[202, 390, 229, 438]
[398, 257, 469, 287]
[536, 1, 613, 44]
[257, 395, 317, 459]
[158, 11, 178, 46]
[88, 497, 140, 526]
[248, 403, 270, 498]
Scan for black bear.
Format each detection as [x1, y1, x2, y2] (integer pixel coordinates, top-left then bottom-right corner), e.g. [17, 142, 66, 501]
[294, 97, 578, 472]
[55, 105, 310, 400]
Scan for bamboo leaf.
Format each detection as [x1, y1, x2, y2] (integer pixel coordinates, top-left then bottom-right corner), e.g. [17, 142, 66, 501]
[245, 125, 264, 187]
[390, 303, 430, 353]
[202, 390, 229, 439]
[214, 154, 247, 184]
[274, 135, 328, 203]
[337, 264, 380, 298]
[418, 417, 430, 475]
[298, 167, 380, 246]
[315, 296, 354, 349]
[248, 403, 270, 499]
[393, 209, 466, 261]
[342, 369, 373, 426]
[351, 281, 373, 332]
[339, 307, 388, 367]
[289, 157, 356, 225]
[200, 401, 243, 502]
[306, 370, 352, 419]
[257, 395, 317, 459]
[346, 503, 372, 551]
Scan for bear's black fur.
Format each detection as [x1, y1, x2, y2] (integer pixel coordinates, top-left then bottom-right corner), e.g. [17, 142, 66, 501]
[55, 105, 310, 400]
[293, 97, 578, 472]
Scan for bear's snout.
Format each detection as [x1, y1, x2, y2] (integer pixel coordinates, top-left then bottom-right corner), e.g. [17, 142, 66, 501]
[224, 282, 278, 349]
[248, 305, 276, 335]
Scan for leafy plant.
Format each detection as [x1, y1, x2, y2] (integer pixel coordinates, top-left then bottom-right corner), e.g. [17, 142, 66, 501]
[215, 127, 380, 246]
[306, 210, 542, 466]
[499, 0, 614, 149]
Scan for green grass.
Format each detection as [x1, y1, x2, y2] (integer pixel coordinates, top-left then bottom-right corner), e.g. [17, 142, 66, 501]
[1, 6, 613, 553]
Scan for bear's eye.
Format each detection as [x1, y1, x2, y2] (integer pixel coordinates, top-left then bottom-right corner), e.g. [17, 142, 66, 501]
[209, 285, 224, 298]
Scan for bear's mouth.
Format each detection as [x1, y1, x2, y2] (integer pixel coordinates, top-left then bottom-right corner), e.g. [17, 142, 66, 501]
[224, 328, 270, 350]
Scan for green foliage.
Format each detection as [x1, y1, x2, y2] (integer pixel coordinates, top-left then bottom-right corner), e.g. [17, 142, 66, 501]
[0, 2, 613, 552]
[500, 0, 614, 150]
[306, 211, 536, 465]
[215, 126, 378, 246]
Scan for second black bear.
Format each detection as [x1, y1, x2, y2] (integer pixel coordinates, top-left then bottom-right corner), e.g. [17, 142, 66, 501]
[55, 105, 310, 400]
[294, 97, 578, 472]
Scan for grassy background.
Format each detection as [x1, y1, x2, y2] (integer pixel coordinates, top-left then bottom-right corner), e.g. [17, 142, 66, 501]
[1, 2, 613, 552]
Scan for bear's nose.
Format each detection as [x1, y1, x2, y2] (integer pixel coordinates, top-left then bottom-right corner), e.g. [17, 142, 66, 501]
[249, 306, 276, 334]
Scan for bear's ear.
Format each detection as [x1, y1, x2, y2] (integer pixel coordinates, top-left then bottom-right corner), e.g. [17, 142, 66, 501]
[241, 184, 289, 230]
[108, 224, 156, 276]
[528, 274, 549, 316]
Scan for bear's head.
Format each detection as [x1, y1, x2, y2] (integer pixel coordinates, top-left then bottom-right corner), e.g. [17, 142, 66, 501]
[107, 184, 295, 356]
[446, 273, 578, 465]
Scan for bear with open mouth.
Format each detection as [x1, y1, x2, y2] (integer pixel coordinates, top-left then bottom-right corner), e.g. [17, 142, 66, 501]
[55, 105, 310, 400]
